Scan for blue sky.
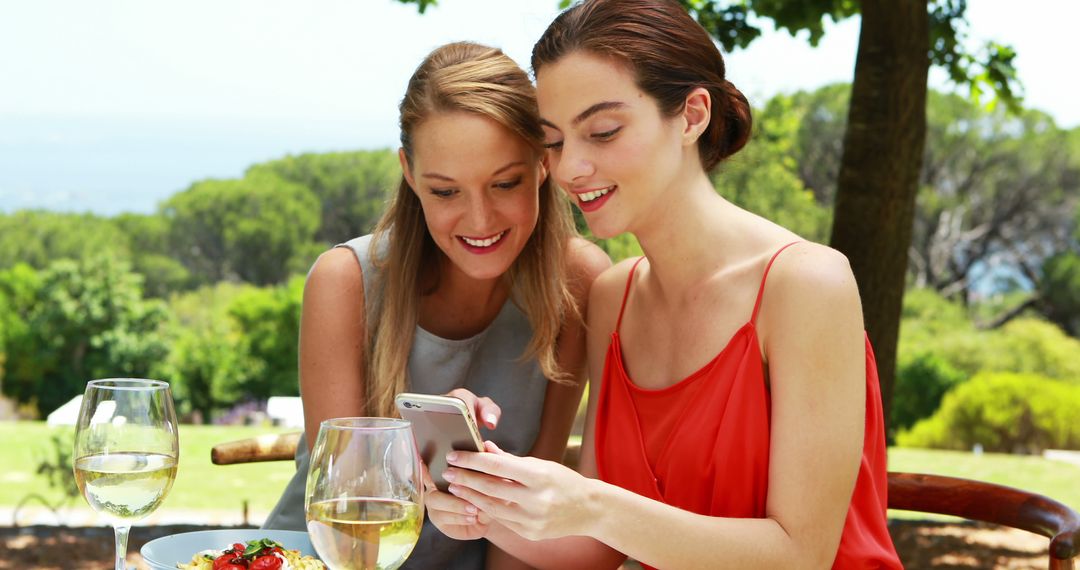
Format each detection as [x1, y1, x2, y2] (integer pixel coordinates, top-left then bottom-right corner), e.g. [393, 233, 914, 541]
[1, 0, 1077, 215]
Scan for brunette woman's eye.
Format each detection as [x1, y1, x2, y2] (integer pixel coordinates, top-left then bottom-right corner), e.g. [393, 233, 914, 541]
[494, 176, 523, 191]
[430, 188, 456, 198]
[543, 140, 564, 151]
[591, 126, 622, 141]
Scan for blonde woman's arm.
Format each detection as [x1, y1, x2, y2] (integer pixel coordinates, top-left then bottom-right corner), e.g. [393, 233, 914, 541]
[298, 247, 368, 451]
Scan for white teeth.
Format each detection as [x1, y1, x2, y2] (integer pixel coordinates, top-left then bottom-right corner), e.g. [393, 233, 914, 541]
[461, 231, 506, 248]
[580, 186, 613, 202]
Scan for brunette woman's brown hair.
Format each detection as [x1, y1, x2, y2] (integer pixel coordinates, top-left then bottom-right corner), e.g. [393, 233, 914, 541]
[532, 0, 752, 171]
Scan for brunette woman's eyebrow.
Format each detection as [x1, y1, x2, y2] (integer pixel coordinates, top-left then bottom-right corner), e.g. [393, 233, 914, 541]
[572, 101, 625, 126]
[422, 172, 455, 181]
[540, 101, 626, 130]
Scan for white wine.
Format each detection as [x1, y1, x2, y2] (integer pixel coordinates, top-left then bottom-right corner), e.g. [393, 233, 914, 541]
[73, 452, 177, 521]
[307, 498, 423, 570]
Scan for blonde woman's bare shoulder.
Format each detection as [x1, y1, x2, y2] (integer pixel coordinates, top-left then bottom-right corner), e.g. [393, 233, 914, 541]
[305, 246, 364, 301]
[567, 236, 613, 285]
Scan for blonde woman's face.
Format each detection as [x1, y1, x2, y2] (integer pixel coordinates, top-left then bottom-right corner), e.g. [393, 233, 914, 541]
[401, 111, 544, 281]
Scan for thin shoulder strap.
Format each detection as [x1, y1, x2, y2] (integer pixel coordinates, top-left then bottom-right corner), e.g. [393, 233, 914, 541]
[615, 256, 647, 334]
[750, 242, 803, 325]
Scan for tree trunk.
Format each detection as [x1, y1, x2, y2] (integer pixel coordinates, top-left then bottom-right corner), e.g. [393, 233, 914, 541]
[830, 0, 929, 431]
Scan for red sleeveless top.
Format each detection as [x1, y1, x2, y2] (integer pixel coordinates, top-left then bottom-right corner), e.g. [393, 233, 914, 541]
[595, 244, 901, 569]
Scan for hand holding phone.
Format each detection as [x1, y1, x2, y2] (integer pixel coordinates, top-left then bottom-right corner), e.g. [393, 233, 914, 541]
[395, 393, 485, 492]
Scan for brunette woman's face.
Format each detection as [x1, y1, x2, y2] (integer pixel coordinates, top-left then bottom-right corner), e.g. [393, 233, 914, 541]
[401, 111, 544, 281]
[536, 51, 685, 239]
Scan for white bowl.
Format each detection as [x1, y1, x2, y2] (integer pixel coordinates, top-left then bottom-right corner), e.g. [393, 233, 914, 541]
[140, 529, 317, 569]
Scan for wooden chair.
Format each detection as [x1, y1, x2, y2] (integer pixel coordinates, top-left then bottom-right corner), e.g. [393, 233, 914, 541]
[213, 434, 1080, 568]
[888, 471, 1079, 569]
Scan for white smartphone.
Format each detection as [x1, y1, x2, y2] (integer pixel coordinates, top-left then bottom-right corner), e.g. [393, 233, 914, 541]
[395, 392, 484, 492]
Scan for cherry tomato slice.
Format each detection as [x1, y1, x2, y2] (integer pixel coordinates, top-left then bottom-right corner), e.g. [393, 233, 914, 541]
[250, 555, 283, 570]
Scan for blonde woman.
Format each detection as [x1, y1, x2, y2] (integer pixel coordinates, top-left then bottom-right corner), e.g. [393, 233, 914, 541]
[264, 42, 609, 570]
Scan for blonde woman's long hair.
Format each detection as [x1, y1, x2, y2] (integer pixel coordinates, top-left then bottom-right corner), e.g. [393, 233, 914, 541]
[365, 42, 579, 417]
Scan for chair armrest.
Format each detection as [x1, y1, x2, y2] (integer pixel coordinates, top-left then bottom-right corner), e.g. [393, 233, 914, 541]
[211, 432, 302, 465]
[888, 471, 1080, 563]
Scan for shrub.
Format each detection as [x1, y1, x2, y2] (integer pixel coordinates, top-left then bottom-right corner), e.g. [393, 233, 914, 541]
[891, 352, 966, 433]
[897, 372, 1080, 453]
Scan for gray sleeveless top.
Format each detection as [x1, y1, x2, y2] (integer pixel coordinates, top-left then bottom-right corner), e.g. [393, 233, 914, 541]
[263, 234, 549, 569]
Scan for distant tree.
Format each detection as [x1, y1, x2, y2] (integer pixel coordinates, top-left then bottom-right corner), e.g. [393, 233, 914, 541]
[248, 150, 399, 244]
[156, 282, 258, 420]
[0, 264, 40, 399]
[0, 211, 129, 270]
[714, 93, 831, 242]
[162, 172, 321, 286]
[112, 213, 193, 297]
[1039, 252, 1080, 337]
[911, 102, 1078, 308]
[0, 256, 168, 416]
[227, 276, 305, 400]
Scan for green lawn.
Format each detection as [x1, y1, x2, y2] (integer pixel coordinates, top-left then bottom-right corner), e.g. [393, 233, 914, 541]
[888, 447, 1080, 513]
[0, 421, 299, 515]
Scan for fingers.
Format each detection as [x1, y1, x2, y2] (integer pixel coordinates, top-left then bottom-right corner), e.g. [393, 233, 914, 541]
[447, 482, 528, 525]
[425, 489, 480, 525]
[446, 448, 536, 483]
[474, 397, 501, 429]
[445, 388, 500, 430]
[444, 466, 529, 505]
[420, 462, 436, 494]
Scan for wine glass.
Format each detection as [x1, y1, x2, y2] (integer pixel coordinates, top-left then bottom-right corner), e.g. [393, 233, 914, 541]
[306, 418, 424, 570]
[73, 378, 179, 570]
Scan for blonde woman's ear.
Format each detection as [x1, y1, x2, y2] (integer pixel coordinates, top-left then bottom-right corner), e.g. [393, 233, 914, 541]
[398, 148, 417, 190]
[682, 87, 712, 145]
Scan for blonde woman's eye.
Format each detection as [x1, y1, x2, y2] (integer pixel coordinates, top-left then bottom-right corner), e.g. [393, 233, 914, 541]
[494, 177, 523, 191]
[543, 140, 564, 151]
[591, 126, 622, 141]
[430, 188, 456, 198]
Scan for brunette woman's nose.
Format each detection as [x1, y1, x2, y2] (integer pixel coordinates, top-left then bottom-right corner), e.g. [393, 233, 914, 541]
[554, 144, 595, 188]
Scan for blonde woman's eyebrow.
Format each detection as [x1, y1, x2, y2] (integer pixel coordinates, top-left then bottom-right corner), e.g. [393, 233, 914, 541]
[491, 161, 526, 176]
[422, 161, 526, 182]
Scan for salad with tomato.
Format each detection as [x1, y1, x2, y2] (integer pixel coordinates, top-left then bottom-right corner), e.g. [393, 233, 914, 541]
[177, 537, 325, 570]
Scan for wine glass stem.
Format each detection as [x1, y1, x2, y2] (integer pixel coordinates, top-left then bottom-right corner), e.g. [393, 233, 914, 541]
[113, 524, 131, 570]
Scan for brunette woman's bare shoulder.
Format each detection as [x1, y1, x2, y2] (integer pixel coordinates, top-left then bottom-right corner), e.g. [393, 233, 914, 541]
[586, 255, 643, 328]
[760, 242, 862, 331]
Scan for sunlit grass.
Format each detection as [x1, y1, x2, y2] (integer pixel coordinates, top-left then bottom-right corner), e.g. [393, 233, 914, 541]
[0, 421, 298, 516]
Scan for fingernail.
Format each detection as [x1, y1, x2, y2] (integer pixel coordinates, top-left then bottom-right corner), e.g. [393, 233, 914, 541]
[465, 504, 477, 514]
[484, 413, 497, 427]
[466, 515, 477, 524]
[443, 469, 456, 482]
[448, 484, 460, 495]
[446, 451, 458, 463]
